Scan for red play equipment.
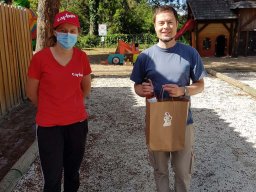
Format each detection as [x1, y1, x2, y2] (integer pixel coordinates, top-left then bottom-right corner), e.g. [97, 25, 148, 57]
[175, 18, 195, 40]
[115, 40, 140, 55]
[107, 40, 140, 64]
[26, 8, 37, 40]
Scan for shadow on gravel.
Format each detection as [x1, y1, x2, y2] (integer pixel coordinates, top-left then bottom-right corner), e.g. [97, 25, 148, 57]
[79, 86, 151, 191]
[203, 56, 256, 72]
[222, 71, 256, 81]
[12, 85, 256, 192]
[0, 101, 36, 181]
[83, 91, 256, 191]
[13, 85, 152, 191]
[191, 108, 256, 191]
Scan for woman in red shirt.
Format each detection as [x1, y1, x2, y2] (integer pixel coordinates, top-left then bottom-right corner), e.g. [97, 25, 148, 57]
[26, 11, 91, 192]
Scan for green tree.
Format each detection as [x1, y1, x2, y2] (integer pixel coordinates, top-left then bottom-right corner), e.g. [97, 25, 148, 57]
[29, 0, 38, 12]
[88, 0, 100, 35]
[97, 0, 121, 24]
[13, 0, 30, 8]
[132, 0, 154, 33]
[110, 8, 125, 33]
[28, 0, 186, 41]
[29, 0, 90, 35]
[60, 0, 90, 35]
[97, 0, 153, 34]
[0, 0, 12, 4]
[97, 0, 123, 34]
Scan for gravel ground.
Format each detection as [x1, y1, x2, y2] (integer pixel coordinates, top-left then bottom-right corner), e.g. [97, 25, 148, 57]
[13, 74, 256, 192]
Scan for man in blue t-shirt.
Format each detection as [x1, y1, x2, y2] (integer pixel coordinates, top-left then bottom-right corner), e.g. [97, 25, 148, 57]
[130, 5, 207, 192]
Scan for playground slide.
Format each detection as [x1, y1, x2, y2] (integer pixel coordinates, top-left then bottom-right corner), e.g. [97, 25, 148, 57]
[175, 18, 194, 40]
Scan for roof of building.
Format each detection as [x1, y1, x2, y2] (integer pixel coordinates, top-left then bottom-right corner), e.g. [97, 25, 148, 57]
[187, 0, 237, 21]
[230, 1, 256, 9]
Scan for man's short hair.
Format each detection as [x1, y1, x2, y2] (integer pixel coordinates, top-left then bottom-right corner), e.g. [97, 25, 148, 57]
[153, 5, 178, 23]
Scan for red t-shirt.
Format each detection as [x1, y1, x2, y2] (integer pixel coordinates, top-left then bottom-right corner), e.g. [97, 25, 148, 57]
[28, 47, 92, 127]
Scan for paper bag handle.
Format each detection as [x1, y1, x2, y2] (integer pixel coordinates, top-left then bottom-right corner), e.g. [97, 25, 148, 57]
[159, 86, 189, 102]
[159, 88, 174, 102]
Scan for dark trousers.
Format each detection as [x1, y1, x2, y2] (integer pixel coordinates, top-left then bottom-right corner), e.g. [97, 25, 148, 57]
[37, 120, 88, 192]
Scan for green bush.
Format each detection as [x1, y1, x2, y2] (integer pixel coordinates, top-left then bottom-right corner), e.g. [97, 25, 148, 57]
[77, 35, 100, 48]
[76, 33, 189, 49]
[13, 0, 30, 8]
[77, 33, 158, 49]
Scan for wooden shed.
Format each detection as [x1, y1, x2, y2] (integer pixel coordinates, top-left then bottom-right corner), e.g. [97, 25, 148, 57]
[231, 1, 256, 56]
[186, 0, 256, 57]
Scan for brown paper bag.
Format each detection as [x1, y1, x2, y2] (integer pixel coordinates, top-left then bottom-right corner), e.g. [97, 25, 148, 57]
[146, 98, 189, 151]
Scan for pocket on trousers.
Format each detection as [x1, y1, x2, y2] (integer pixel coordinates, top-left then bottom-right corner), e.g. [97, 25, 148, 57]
[189, 152, 195, 174]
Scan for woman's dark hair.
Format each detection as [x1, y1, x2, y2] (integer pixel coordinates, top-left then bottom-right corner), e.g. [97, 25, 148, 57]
[46, 26, 59, 47]
[47, 35, 57, 47]
[153, 5, 178, 23]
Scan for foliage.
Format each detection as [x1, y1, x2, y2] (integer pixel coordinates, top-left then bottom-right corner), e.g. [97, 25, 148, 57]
[97, 0, 126, 34]
[98, 0, 154, 35]
[88, 0, 100, 35]
[23, 0, 190, 45]
[60, 0, 90, 35]
[0, 0, 12, 4]
[13, 0, 30, 8]
[76, 33, 158, 49]
[28, 0, 38, 12]
[77, 34, 100, 48]
[133, 1, 154, 33]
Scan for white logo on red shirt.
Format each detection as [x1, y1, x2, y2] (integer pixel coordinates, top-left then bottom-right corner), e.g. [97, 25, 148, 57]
[72, 73, 83, 77]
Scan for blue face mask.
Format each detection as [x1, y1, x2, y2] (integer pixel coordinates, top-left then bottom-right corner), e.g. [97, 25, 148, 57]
[56, 32, 78, 49]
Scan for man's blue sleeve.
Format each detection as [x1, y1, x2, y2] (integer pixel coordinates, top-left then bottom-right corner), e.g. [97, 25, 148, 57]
[190, 50, 207, 82]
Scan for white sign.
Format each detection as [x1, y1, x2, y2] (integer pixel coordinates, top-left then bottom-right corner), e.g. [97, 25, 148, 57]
[98, 24, 107, 36]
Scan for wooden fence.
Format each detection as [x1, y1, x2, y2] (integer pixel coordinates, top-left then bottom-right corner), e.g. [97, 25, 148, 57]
[0, 3, 33, 117]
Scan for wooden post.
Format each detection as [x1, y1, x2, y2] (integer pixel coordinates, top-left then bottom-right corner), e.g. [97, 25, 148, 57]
[0, 4, 7, 115]
[0, 4, 12, 110]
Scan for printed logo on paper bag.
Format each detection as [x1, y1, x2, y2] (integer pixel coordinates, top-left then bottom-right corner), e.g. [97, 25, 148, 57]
[163, 112, 172, 127]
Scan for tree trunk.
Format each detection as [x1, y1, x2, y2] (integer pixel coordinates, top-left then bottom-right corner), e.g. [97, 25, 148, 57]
[35, 0, 60, 51]
[89, 0, 99, 35]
